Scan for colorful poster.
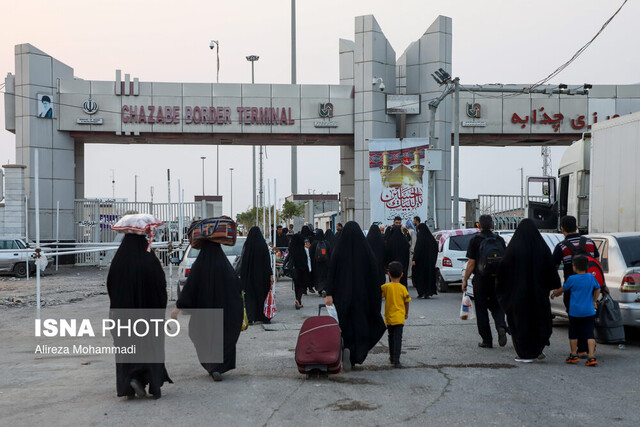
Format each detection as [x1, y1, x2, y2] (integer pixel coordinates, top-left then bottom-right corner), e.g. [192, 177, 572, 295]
[369, 138, 430, 225]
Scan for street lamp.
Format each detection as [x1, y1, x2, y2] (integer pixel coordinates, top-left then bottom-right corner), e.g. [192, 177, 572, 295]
[200, 156, 206, 196]
[229, 167, 234, 219]
[209, 40, 221, 195]
[246, 55, 260, 215]
[134, 174, 139, 203]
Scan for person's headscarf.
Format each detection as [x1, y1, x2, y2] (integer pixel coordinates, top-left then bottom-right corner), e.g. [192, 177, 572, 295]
[324, 229, 335, 245]
[239, 227, 272, 323]
[325, 221, 386, 366]
[496, 218, 560, 359]
[412, 223, 439, 297]
[106, 233, 171, 397]
[366, 223, 387, 286]
[301, 225, 313, 240]
[385, 226, 411, 287]
[312, 228, 324, 243]
[176, 240, 244, 374]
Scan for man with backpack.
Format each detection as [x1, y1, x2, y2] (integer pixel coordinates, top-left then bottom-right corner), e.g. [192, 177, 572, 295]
[463, 215, 509, 348]
[552, 215, 601, 357]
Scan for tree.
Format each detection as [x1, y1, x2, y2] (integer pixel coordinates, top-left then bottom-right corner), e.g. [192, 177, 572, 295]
[281, 200, 305, 223]
[235, 205, 283, 232]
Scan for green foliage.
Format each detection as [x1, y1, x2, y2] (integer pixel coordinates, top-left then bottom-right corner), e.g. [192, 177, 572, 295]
[281, 200, 304, 221]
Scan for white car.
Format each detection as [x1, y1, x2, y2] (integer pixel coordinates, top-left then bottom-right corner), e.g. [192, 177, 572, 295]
[550, 232, 640, 326]
[174, 237, 246, 296]
[434, 229, 478, 293]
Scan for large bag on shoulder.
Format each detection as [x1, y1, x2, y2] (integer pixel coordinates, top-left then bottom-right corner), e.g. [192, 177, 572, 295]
[476, 233, 504, 277]
[594, 293, 625, 344]
[188, 216, 237, 248]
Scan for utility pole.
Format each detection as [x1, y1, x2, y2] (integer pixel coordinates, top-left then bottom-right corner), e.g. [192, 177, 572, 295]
[290, 0, 298, 194]
[453, 77, 460, 229]
[210, 40, 221, 195]
[229, 167, 234, 218]
[541, 146, 552, 177]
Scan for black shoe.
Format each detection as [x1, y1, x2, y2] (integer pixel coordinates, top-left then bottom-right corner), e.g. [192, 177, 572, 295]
[130, 379, 146, 398]
[211, 372, 223, 382]
[394, 362, 403, 369]
[478, 342, 493, 349]
[498, 327, 508, 347]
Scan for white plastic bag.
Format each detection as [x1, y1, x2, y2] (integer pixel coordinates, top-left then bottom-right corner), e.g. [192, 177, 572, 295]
[325, 304, 339, 323]
[460, 292, 475, 320]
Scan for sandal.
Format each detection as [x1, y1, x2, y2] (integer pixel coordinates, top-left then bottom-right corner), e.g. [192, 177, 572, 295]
[295, 300, 301, 310]
[586, 357, 598, 367]
[565, 354, 579, 364]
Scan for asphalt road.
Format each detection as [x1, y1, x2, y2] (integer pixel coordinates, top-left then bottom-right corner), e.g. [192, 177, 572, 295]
[1, 271, 639, 426]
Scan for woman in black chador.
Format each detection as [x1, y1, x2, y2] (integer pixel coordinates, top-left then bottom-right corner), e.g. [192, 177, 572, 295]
[324, 229, 335, 246]
[385, 226, 410, 287]
[239, 227, 273, 324]
[325, 221, 386, 371]
[107, 233, 172, 399]
[174, 240, 244, 381]
[412, 223, 439, 298]
[366, 223, 387, 286]
[310, 229, 331, 296]
[288, 232, 312, 308]
[496, 219, 560, 362]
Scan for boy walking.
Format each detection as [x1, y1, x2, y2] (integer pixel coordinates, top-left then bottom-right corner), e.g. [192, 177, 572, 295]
[551, 254, 601, 367]
[381, 261, 411, 368]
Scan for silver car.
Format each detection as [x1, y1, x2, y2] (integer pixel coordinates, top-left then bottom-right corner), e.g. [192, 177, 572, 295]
[550, 232, 640, 327]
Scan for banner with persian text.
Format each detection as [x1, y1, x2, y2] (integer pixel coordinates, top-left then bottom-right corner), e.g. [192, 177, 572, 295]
[369, 138, 430, 225]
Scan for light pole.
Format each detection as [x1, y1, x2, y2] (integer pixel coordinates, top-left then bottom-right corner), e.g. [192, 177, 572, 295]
[134, 174, 139, 203]
[200, 156, 206, 196]
[246, 55, 260, 211]
[291, 0, 298, 194]
[209, 40, 221, 195]
[229, 167, 234, 219]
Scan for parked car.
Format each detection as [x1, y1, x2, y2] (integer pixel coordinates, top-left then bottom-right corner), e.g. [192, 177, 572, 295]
[550, 232, 640, 327]
[0, 238, 40, 277]
[174, 237, 246, 297]
[433, 229, 478, 293]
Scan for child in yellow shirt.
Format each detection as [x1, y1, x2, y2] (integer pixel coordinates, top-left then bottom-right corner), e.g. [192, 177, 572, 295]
[381, 261, 411, 368]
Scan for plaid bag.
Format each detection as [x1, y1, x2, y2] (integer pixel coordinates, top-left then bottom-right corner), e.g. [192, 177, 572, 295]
[188, 216, 237, 248]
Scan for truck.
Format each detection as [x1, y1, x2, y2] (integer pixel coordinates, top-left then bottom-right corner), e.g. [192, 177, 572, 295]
[526, 111, 640, 234]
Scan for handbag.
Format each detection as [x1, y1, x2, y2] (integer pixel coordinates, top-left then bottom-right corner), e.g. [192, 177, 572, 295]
[594, 293, 625, 344]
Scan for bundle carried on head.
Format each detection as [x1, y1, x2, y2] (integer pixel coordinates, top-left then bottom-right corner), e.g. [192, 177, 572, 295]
[187, 216, 237, 249]
[111, 213, 164, 251]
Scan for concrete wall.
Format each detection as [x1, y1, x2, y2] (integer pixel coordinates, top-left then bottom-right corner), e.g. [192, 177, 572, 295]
[403, 16, 453, 230]
[12, 44, 76, 240]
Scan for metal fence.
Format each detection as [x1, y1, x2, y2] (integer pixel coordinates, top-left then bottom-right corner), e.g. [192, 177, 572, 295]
[74, 199, 202, 265]
[477, 194, 546, 230]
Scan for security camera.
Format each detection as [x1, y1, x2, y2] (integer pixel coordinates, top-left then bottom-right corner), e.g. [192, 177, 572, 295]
[209, 40, 216, 50]
[372, 77, 385, 92]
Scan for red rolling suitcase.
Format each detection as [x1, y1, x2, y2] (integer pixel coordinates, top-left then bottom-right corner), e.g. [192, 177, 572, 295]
[295, 304, 342, 375]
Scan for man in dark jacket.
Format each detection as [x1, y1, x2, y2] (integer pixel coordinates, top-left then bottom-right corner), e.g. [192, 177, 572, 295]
[463, 214, 508, 349]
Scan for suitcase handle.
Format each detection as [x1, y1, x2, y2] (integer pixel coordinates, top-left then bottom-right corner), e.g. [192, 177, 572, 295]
[318, 304, 326, 316]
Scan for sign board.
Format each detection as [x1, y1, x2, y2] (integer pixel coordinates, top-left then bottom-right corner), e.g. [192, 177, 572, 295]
[386, 95, 420, 115]
[369, 138, 434, 224]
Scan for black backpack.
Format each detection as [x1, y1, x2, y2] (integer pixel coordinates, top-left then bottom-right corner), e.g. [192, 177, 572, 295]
[477, 233, 505, 277]
[315, 240, 329, 263]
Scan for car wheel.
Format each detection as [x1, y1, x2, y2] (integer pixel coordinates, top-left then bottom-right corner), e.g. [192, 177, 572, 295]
[436, 272, 449, 293]
[13, 263, 27, 278]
